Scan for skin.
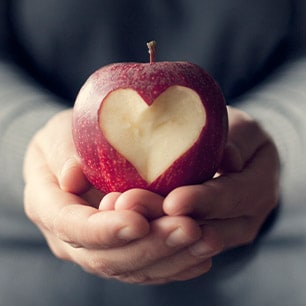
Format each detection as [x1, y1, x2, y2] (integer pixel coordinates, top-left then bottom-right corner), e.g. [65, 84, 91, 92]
[23, 106, 280, 285]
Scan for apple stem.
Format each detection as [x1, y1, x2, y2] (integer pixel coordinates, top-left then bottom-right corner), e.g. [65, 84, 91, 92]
[147, 40, 157, 64]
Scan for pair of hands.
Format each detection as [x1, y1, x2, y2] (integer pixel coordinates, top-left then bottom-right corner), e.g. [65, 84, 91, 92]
[23, 106, 280, 285]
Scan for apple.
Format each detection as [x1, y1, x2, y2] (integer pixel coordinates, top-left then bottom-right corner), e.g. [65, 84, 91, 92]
[72, 41, 228, 196]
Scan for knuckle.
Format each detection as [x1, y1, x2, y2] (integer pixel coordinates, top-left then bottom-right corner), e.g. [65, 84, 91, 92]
[84, 256, 122, 279]
[44, 234, 71, 261]
[49, 243, 70, 261]
[119, 271, 154, 284]
[52, 205, 73, 241]
[136, 246, 157, 263]
[81, 250, 157, 284]
[174, 260, 213, 282]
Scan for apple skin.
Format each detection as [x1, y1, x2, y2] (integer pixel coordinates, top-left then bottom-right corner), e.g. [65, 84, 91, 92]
[72, 61, 228, 196]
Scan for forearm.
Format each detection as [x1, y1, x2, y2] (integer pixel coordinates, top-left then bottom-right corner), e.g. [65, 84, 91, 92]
[232, 55, 306, 182]
[0, 60, 66, 210]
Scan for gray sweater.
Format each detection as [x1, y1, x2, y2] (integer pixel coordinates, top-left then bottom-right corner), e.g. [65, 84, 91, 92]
[1, 1, 306, 305]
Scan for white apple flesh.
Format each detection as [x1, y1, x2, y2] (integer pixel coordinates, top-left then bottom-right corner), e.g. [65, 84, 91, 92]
[72, 42, 228, 196]
[100, 85, 206, 184]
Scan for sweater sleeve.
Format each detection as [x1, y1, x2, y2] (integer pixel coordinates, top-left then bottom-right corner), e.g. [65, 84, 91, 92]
[232, 55, 306, 186]
[0, 60, 64, 214]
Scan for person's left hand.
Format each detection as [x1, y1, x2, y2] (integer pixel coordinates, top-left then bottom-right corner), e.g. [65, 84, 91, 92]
[163, 106, 280, 250]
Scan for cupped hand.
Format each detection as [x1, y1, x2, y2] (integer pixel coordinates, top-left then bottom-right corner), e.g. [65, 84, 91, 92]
[164, 106, 280, 250]
[23, 109, 215, 284]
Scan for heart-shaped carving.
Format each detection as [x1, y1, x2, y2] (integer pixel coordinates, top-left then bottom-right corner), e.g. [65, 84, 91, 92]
[99, 85, 206, 183]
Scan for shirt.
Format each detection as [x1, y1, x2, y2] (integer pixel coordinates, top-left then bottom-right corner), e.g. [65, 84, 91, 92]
[1, 1, 306, 305]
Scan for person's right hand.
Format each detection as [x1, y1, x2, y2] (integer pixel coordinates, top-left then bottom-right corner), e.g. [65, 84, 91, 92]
[23, 109, 217, 284]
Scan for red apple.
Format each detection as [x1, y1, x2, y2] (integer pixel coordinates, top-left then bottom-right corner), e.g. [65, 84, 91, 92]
[72, 41, 228, 196]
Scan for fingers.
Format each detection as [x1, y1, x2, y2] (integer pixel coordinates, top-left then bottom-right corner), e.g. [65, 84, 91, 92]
[163, 176, 245, 220]
[99, 192, 122, 210]
[74, 214, 259, 284]
[163, 108, 280, 255]
[169, 260, 212, 283]
[68, 215, 208, 283]
[44, 212, 250, 284]
[125, 224, 221, 283]
[164, 108, 280, 220]
[164, 141, 279, 221]
[200, 218, 260, 250]
[70, 218, 225, 284]
[53, 206, 151, 249]
[126, 216, 259, 284]
[117, 256, 213, 284]
[24, 139, 149, 249]
[24, 137, 214, 284]
[99, 189, 164, 220]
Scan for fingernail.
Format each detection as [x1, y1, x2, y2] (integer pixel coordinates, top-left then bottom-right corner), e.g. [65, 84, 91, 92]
[166, 227, 189, 247]
[117, 226, 133, 241]
[189, 241, 214, 258]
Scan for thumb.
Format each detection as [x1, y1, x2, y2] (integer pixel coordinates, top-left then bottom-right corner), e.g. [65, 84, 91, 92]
[218, 141, 243, 173]
[35, 109, 91, 194]
[59, 155, 90, 194]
